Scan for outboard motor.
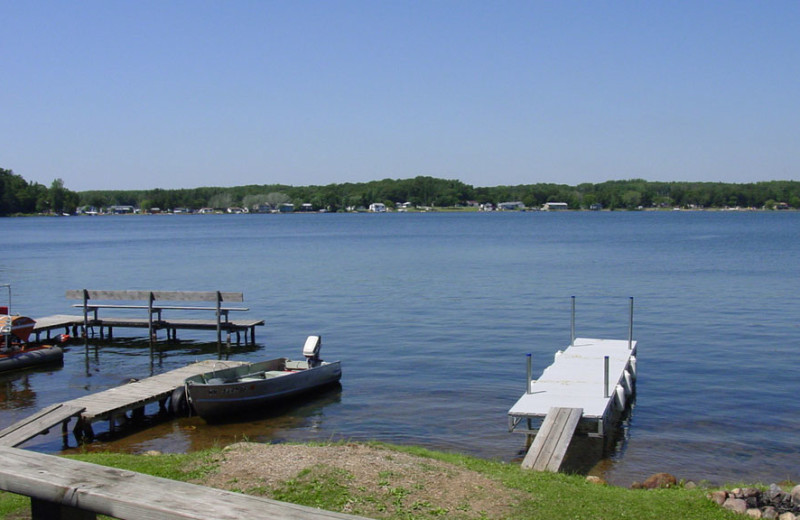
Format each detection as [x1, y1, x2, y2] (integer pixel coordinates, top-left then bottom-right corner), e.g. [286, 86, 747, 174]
[303, 335, 322, 368]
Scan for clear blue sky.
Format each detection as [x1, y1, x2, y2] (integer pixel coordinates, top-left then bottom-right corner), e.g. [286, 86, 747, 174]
[3, 1, 799, 191]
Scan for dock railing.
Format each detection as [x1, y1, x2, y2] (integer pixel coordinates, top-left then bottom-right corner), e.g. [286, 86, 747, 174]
[66, 289, 254, 347]
[0, 446, 371, 520]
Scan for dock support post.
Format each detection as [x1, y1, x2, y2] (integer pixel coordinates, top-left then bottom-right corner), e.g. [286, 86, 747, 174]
[216, 291, 222, 353]
[526, 353, 532, 394]
[147, 292, 155, 348]
[603, 355, 610, 398]
[81, 289, 89, 340]
[628, 296, 634, 350]
[570, 296, 576, 347]
[31, 498, 96, 520]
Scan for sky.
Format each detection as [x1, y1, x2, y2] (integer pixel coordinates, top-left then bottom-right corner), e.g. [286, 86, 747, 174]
[2, 1, 799, 191]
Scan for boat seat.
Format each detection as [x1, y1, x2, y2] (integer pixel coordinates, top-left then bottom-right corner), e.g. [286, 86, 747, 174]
[264, 371, 290, 378]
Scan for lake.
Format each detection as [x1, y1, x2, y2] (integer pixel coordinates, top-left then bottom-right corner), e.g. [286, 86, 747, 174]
[1, 210, 798, 486]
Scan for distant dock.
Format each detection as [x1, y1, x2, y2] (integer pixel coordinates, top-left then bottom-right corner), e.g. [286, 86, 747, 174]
[32, 289, 265, 345]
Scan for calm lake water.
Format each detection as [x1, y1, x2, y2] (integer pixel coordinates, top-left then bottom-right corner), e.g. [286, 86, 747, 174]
[1, 211, 798, 485]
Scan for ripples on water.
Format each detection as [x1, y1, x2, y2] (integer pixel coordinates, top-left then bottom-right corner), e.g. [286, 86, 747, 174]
[1, 211, 798, 485]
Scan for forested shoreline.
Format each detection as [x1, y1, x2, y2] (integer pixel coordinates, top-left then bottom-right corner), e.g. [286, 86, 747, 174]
[2, 167, 799, 215]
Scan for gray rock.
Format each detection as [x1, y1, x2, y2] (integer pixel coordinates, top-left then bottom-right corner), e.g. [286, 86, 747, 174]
[723, 498, 748, 514]
[747, 508, 763, 518]
[762, 506, 779, 520]
[778, 512, 796, 520]
[791, 485, 800, 505]
[768, 484, 786, 502]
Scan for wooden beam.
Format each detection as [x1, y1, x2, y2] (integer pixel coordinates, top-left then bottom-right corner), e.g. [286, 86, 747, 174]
[0, 446, 369, 520]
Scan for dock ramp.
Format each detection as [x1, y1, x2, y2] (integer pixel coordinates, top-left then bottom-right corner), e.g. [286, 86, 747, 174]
[521, 407, 583, 472]
[0, 404, 85, 448]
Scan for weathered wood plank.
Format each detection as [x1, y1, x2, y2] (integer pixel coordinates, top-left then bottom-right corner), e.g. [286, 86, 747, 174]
[67, 361, 250, 421]
[0, 404, 85, 447]
[545, 407, 583, 471]
[0, 446, 371, 520]
[521, 407, 582, 472]
[66, 290, 244, 302]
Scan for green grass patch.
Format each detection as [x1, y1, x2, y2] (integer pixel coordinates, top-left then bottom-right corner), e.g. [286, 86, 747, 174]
[0, 443, 744, 520]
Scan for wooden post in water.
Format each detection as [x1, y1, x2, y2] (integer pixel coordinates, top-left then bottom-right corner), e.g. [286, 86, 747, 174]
[216, 291, 222, 355]
[603, 355, 610, 398]
[82, 289, 89, 340]
[147, 291, 155, 348]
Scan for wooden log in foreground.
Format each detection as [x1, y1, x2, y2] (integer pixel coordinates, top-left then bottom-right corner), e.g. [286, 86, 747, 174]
[0, 446, 371, 520]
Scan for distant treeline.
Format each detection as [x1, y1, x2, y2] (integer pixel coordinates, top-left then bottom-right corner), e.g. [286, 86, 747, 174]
[77, 176, 800, 212]
[2, 167, 799, 216]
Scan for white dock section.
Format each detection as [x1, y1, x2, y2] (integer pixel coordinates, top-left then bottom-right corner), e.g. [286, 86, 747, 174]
[508, 337, 637, 438]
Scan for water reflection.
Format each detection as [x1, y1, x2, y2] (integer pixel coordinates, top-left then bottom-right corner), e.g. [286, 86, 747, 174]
[0, 371, 41, 409]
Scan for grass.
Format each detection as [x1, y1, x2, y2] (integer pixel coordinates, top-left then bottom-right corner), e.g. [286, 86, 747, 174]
[0, 443, 742, 520]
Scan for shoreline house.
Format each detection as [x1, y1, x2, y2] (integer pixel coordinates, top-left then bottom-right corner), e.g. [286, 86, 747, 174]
[543, 202, 568, 211]
[497, 201, 525, 211]
[369, 202, 387, 212]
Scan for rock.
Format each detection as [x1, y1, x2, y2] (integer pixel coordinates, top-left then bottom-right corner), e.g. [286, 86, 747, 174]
[585, 475, 606, 485]
[641, 472, 678, 489]
[709, 490, 728, 505]
[762, 506, 779, 519]
[742, 488, 762, 498]
[768, 484, 786, 502]
[791, 485, 800, 505]
[778, 513, 796, 520]
[723, 498, 748, 514]
[684, 480, 697, 490]
[747, 508, 763, 518]
[143, 450, 162, 456]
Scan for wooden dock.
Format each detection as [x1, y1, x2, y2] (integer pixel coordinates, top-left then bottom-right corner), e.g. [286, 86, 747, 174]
[508, 337, 637, 471]
[31, 289, 266, 345]
[32, 314, 264, 344]
[0, 404, 85, 448]
[0, 360, 250, 446]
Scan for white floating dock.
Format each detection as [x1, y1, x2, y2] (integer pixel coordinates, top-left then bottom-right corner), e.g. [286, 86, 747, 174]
[508, 337, 637, 439]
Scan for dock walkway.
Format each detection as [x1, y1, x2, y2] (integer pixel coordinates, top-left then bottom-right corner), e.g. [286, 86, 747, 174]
[0, 360, 250, 445]
[508, 337, 637, 437]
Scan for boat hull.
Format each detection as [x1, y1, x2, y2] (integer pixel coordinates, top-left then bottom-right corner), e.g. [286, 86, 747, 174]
[185, 358, 342, 420]
[0, 345, 64, 373]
